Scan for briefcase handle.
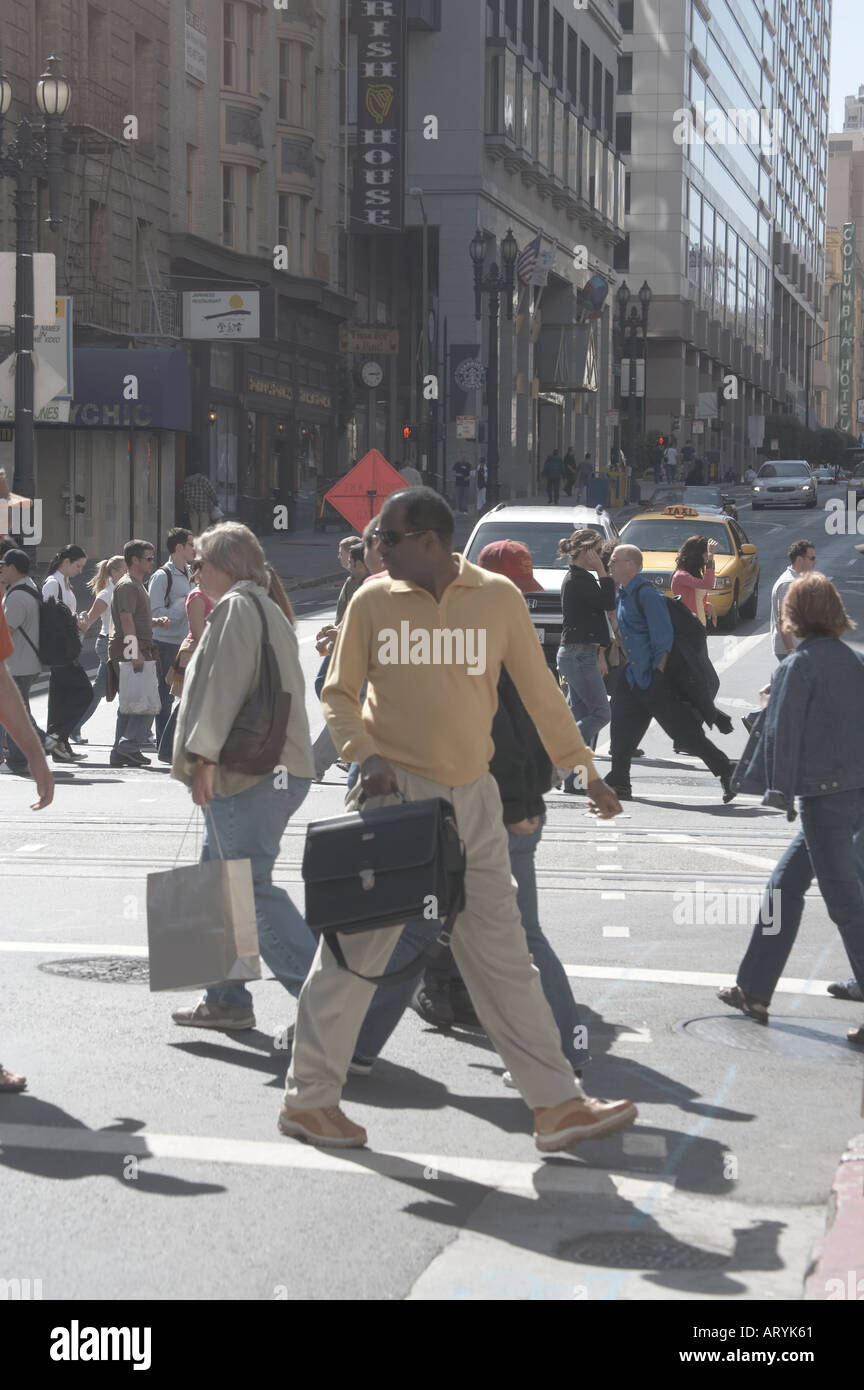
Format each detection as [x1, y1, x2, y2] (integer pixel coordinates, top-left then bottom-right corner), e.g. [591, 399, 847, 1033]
[356, 787, 407, 808]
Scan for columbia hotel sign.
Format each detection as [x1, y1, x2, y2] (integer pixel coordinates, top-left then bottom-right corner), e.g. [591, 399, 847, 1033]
[350, 0, 406, 232]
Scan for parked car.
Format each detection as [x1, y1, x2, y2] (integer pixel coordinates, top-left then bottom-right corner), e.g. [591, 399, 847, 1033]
[647, 485, 738, 520]
[751, 460, 817, 509]
[813, 466, 836, 484]
[618, 505, 760, 628]
[462, 504, 620, 667]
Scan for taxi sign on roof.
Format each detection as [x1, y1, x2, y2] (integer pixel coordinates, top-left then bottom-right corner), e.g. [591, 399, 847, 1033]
[662, 505, 700, 517]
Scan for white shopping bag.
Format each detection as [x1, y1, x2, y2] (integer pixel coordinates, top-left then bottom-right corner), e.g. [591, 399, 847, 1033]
[118, 659, 161, 715]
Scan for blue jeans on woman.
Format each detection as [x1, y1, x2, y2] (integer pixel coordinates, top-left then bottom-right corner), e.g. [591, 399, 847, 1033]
[739, 824, 864, 1002]
[556, 643, 610, 750]
[201, 772, 317, 1009]
[355, 813, 586, 1069]
[78, 633, 109, 731]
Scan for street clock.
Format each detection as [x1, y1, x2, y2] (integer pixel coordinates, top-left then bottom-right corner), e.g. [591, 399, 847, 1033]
[360, 360, 384, 388]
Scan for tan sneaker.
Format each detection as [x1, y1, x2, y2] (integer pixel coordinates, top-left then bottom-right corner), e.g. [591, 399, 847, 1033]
[278, 1104, 367, 1149]
[171, 1001, 255, 1030]
[534, 1095, 637, 1152]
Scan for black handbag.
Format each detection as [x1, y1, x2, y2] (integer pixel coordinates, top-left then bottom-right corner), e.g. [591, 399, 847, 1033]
[302, 794, 466, 984]
[219, 591, 292, 776]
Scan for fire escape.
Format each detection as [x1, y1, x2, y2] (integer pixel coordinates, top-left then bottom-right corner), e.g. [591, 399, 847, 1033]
[62, 79, 180, 340]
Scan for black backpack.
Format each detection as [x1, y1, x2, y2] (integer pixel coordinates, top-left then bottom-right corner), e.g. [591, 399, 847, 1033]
[9, 581, 82, 668]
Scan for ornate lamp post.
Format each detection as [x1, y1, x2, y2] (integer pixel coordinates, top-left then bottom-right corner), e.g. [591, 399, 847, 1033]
[469, 226, 518, 506]
[638, 279, 652, 448]
[0, 56, 71, 506]
[614, 279, 651, 472]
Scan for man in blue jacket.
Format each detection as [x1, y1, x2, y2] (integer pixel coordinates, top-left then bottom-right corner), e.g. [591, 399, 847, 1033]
[607, 544, 734, 801]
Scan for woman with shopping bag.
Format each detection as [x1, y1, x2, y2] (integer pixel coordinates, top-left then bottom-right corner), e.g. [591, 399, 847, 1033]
[168, 522, 318, 1030]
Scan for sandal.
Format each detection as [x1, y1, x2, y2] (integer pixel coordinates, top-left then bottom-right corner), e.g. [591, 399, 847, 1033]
[0, 1065, 27, 1093]
[847, 1025, 864, 1047]
[716, 985, 769, 1025]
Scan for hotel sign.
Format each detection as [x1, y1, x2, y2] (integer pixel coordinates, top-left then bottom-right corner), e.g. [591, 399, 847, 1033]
[350, 0, 406, 233]
[839, 222, 856, 435]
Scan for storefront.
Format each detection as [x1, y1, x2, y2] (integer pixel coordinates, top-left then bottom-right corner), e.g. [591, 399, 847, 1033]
[33, 348, 191, 564]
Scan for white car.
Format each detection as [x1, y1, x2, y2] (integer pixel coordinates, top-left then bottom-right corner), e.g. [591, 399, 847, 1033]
[751, 460, 817, 509]
[813, 466, 836, 484]
[462, 504, 620, 665]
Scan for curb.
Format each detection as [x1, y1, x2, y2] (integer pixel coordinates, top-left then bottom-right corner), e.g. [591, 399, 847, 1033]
[284, 570, 344, 593]
[803, 1131, 864, 1300]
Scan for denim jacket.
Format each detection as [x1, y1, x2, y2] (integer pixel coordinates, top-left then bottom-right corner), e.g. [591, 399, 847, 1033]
[732, 637, 864, 817]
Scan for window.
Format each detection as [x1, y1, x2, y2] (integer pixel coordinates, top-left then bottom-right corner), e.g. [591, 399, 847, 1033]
[278, 42, 290, 121]
[618, 0, 634, 31]
[604, 68, 614, 139]
[616, 113, 631, 153]
[522, 0, 534, 58]
[186, 143, 198, 230]
[592, 56, 602, 126]
[246, 5, 255, 93]
[300, 46, 310, 126]
[566, 26, 578, 103]
[133, 33, 154, 148]
[278, 193, 291, 249]
[246, 168, 257, 252]
[613, 234, 630, 272]
[223, 2, 235, 88]
[624, 170, 631, 213]
[579, 42, 590, 117]
[486, 0, 498, 39]
[552, 11, 563, 91]
[504, 0, 517, 40]
[618, 54, 632, 93]
[538, 0, 549, 75]
[222, 165, 235, 247]
[87, 5, 107, 88]
[299, 198, 308, 273]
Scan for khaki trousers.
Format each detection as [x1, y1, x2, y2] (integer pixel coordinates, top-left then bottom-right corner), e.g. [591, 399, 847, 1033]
[284, 767, 584, 1111]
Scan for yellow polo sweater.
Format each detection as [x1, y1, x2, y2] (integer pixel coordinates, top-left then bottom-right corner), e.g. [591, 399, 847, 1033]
[322, 554, 597, 788]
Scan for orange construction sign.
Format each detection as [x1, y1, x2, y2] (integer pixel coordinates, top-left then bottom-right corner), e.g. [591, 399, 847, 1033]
[323, 449, 407, 532]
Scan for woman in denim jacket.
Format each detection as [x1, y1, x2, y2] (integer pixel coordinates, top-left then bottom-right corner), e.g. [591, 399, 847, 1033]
[720, 573, 864, 1045]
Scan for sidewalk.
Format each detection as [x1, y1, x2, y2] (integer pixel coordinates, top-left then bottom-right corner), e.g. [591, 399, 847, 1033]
[804, 1131, 864, 1300]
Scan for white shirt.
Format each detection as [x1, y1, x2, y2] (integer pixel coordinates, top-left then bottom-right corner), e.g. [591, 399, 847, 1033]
[42, 570, 77, 614]
[94, 579, 115, 636]
[770, 565, 800, 658]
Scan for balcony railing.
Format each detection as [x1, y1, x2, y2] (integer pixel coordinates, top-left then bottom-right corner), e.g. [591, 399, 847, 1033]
[73, 286, 182, 338]
[67, 80, 127, 141]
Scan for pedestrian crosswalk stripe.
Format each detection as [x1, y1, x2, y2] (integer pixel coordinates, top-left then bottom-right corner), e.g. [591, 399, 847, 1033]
[0, 1121, 668, 1197]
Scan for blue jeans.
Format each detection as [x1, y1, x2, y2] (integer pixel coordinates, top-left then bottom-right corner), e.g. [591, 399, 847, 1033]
[737, 826, 864, 1003]
[202, 773, 317, 1009]
[114, 710, 153, 752]
[557, 643, 610, 749]
[355, 814, 585, 1068]
[798, 790, 864, 995]
[155, 640, 181, 743]
[79, 634, 109, 731]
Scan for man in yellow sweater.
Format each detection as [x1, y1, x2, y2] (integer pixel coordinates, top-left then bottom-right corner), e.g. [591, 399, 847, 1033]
[280, 489, 637, 1152]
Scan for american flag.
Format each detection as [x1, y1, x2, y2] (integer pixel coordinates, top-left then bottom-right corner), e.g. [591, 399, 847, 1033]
[516, 232, 542, 286]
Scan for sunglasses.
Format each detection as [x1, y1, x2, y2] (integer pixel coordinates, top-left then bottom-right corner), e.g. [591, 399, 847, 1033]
[372, 527, 432, 548]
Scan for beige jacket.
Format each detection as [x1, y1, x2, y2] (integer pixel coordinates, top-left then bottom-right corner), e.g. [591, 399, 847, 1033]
[172, 581, 314, 797]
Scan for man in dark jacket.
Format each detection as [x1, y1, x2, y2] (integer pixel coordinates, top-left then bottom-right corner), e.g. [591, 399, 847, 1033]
[542, 449, 565, 503]
[350, 539, 589, 1077]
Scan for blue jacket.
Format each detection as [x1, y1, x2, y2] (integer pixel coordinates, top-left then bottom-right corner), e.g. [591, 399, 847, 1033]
[617, 574, 674, 689]
[733, 637, 864, 817]
[542, 452, 565, 477]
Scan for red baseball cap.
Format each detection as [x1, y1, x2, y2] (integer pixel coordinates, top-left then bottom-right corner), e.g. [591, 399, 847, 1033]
[477, 539, 543, 592]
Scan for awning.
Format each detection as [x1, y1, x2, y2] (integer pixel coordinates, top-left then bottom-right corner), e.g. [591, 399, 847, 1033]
[56, 349, 192, 430]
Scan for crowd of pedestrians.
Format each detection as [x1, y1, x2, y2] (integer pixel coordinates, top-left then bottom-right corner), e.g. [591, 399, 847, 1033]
[1, 492, 861, 1142]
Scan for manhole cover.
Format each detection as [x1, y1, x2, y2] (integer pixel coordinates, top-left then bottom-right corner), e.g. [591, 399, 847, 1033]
[677, 1014, 863, 1066]
[559, 1232, 730, 1270]
[38, 956, 149, 984]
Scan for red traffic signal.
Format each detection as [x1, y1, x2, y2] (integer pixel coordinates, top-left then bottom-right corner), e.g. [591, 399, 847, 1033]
[402, 424, 413, 440]
[657, 435, 665, 446]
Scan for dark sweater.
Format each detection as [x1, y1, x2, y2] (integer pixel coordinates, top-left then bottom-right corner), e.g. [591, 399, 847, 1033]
[489, 668, 554, 822]
[561, 565, 616, 645]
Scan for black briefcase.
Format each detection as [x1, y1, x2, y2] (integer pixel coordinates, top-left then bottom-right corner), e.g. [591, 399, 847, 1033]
[302, 796, 466, 984]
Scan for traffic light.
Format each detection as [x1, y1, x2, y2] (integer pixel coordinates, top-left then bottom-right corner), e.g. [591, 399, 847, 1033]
[402, 423, 414, 440]
[657, 435, 665, 447]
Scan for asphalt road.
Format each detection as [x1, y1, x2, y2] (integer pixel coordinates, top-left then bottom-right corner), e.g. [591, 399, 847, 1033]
[1, 487, 863, 1302]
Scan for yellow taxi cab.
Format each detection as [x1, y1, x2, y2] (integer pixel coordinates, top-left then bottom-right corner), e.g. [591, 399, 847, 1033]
[617, 505, 760, 627]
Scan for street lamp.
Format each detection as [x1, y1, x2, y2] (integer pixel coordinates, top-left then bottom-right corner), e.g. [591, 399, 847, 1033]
[805, 332, 845, 432]
[0, 55, 71, 509]
[638, 281, 652, 444]
[470, 226, 517, 505]
[614, 280, 651, 475]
